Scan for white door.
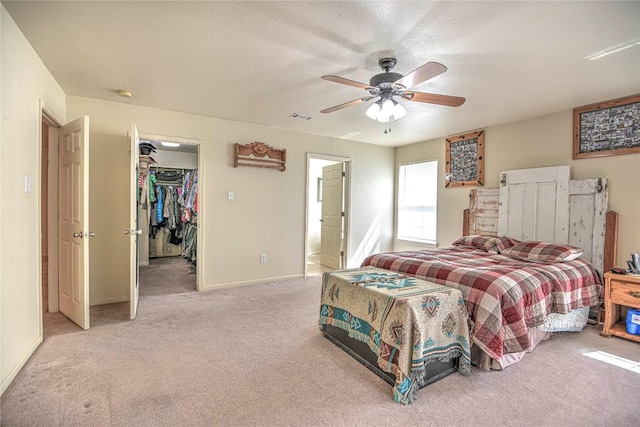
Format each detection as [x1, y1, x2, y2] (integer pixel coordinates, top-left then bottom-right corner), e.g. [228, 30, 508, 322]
[498, 165, 570, 243]
[568, 178, 608, 274]
[128, 124, 141, 320]
[320, 163, 344, 269]
[58, 116, 90, 330]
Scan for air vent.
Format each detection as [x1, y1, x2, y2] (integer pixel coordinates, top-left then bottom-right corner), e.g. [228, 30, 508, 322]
[289, 113, 312, 121]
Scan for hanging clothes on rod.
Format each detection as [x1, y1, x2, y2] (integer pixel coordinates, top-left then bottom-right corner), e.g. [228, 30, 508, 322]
[143, 165, 198, 265]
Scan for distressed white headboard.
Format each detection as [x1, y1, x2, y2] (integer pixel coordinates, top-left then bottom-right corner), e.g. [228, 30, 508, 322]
[465, 166, 613, 276]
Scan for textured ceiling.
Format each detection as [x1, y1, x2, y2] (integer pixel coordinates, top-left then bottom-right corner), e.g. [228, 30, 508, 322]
[3, 1, 639, 147]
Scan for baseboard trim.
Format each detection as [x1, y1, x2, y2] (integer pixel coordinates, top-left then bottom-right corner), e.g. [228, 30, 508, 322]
[90, 296, 129, 306]
[203, 274, 304, 291]
[1, 333, 43, 396]
[139, 261, 149, 267]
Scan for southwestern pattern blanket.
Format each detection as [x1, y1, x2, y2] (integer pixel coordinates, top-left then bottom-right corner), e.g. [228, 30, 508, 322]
[362, 248, 602, 364]
[319, 267, 471, 405]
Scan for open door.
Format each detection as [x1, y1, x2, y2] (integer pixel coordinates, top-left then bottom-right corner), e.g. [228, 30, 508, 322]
[128, 124, 141, 319]
[320, 162, 344, 269]
[58, 116, 90, 330]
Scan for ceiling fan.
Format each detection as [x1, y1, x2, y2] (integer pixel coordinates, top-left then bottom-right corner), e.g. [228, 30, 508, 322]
[321, 58, 465, 123]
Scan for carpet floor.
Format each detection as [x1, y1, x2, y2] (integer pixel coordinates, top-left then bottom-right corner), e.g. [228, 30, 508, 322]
[140, 256, 196, 297]
[1, 275, 639, 426]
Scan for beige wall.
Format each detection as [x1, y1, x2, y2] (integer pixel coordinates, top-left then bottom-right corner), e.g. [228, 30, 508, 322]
[87, 133, 130, 305]
[395, 110, 640, 268]
[66, 95, 395, 299]
[1, 6, 66, 393]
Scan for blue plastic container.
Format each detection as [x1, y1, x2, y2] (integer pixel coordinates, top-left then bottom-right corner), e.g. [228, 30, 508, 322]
[626, 309, 640, 335]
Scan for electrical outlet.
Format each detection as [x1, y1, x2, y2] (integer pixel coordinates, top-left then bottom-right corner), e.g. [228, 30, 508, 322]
[260, 254, 267, 263]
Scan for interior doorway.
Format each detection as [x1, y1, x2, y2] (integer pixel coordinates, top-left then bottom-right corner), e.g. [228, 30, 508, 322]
[305, 154, 351, 276]
[136, 135, 201, 298]
[40, 108, 64, 321]
[40, 117, 54, 319]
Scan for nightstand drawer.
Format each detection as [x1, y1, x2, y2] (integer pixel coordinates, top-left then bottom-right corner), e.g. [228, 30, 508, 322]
[610, 280, 640, 308]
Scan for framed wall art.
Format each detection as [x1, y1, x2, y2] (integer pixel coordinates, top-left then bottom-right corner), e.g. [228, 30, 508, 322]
[573, 93, 640, 159]
[445, 130, 484, 188]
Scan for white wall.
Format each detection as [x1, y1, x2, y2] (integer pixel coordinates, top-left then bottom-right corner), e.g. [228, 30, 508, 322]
[395, 110, 640, 268]
[0, 6, 66, 393]
[67, 95, 395, 298]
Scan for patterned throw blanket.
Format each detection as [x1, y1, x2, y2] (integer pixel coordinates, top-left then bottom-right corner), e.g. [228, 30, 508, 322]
[362, 247, 602, 363]
[319, 267, 471, 405]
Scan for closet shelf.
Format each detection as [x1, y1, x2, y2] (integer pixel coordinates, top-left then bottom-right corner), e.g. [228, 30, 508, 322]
[234, 141, 286, 172]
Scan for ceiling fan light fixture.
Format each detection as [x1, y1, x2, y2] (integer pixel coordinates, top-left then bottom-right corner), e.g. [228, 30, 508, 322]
[379, 99, 395, 118]
[376, 115, 389, 123]
[375, 98, 400, 123]
[365, 101, 381, 120]
[393, 101, 407, 119]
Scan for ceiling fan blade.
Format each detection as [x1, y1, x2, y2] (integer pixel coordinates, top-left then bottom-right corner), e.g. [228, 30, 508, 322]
[321, 96, 375, 114]
[393, 62, 447, 88]
[404, 91, 466, 107]
[322, 75, 374, 90]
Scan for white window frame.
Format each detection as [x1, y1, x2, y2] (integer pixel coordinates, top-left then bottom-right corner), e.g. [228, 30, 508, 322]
[397, 160, 438, 244]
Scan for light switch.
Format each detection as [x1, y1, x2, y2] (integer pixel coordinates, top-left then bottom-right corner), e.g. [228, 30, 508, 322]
[24, 176, 32, 193]
[228, 191, 234, 200]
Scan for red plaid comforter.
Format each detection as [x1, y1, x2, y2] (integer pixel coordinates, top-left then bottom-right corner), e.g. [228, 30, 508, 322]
[361, 247, 602, 362]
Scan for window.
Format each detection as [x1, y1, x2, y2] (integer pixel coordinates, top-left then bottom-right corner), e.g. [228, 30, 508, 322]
[397, 160, 438, 243]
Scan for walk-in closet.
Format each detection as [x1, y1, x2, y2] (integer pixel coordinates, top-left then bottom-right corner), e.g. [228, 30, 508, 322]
[137, 139, 199, 296]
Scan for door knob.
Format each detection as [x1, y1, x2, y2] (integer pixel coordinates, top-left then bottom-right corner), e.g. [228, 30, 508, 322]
[135, 229, 142, 235]
[84, 232, 96, 238]
[123, 230, 130, 235]
[73, 232, 83, 238]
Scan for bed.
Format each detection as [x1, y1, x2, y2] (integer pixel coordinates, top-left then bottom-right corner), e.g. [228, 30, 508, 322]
[364, 167, 618, 369]
[323, 166, 619, 372]
[361, 243, 602, 368]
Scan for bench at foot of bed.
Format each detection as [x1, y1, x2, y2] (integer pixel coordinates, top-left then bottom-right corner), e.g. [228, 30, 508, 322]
[318, 267, 471, 405]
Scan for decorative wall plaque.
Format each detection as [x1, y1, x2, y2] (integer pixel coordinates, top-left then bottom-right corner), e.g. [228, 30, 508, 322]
[234, 141, 286, 171]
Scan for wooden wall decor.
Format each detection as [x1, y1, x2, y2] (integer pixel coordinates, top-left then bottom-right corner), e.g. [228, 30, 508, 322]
[573, 93, 640, 159]
[234, 141, 286, 171]
[445, 130, 484, 187]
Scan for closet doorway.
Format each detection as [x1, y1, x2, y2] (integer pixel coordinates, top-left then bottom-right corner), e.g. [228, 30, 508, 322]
[305, 154, 351, 276]
[136, 134, 202, 299]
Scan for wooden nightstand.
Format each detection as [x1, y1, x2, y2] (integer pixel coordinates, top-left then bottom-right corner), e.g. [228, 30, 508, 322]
[601, 272, 640, 343]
